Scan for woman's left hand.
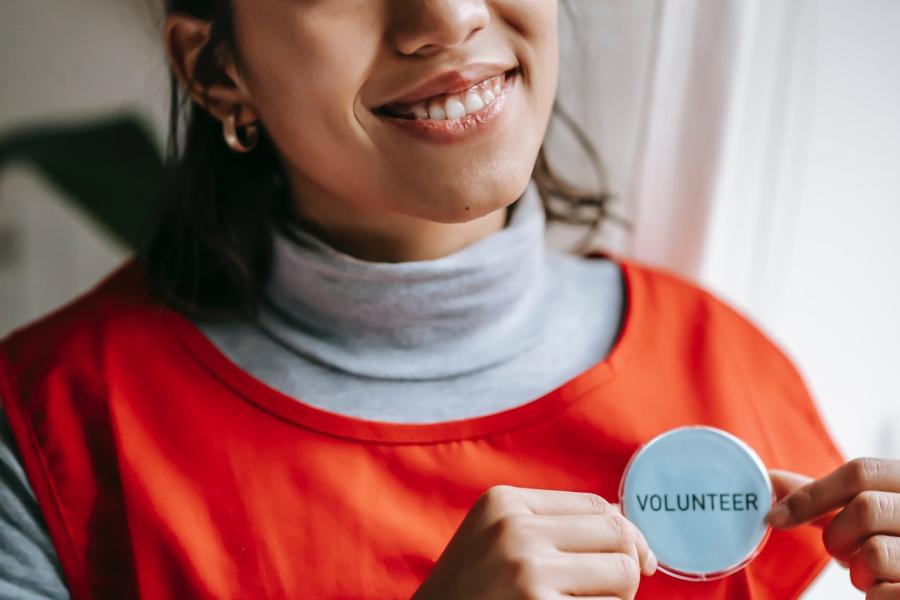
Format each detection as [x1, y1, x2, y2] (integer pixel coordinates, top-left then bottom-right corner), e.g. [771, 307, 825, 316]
[768, 459, 900, 598]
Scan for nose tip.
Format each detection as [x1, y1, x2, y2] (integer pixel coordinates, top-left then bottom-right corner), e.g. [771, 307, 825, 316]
[409, 27, 482, 57]
[392, 0, 490, 56]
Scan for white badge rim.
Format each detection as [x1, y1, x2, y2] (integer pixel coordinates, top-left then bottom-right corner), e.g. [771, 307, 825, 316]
[618, 426, 774, 581]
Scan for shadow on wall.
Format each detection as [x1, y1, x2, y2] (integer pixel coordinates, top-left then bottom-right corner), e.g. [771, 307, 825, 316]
[0, 114, 165, 255]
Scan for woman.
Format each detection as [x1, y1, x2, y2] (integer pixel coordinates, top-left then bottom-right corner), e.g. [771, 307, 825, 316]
[1, 0, 899, 598]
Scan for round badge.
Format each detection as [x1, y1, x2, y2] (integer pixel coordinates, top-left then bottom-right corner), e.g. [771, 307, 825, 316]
[618, 426, 773, 581]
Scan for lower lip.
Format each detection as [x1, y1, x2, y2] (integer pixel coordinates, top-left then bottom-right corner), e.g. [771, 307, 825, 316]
[375, 70, 518, 144]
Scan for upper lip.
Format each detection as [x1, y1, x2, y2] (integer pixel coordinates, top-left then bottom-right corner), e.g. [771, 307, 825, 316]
[377, 62, 516, 108]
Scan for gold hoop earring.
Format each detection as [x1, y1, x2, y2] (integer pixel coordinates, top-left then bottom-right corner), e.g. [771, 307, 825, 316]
[223, 105, 259, 153]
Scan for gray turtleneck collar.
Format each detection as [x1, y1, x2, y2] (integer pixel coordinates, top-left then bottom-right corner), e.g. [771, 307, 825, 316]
[255, 181, 548, 381]
[195, 180, 624, 423]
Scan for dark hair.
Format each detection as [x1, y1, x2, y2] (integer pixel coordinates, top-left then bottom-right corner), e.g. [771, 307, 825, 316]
[144, 0, 618, 318]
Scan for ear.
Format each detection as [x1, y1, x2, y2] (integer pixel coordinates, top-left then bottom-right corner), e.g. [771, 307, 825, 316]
[162, 13, 259, 127]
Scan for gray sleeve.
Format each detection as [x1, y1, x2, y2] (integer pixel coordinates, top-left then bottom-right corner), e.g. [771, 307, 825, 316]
[0, 402, 70, 600]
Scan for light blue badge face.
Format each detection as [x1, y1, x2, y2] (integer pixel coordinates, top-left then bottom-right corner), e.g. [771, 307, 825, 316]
[619, 426, 773, 581]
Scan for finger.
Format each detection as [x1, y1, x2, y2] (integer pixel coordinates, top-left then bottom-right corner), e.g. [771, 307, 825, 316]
[768, 470, 837, 529]
[849, 535, 900, 592]
[867, 582, 900, 600]
[482, 485, 616, 518]
[542, 513, 657, 576]
[770, 469, 813, 500]
[545, 552, 642, 598]
[521, 488, 615, 517]
[822, 491, 900, 560]
[610, 505, 658, 576]
[767, 459, 900, 528]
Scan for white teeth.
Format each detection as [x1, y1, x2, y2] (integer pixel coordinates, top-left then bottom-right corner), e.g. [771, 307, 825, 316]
[389, 72, 510, 121]
[464, 92, 485, 114]
[445, 97, 466, 120]
[427, 101, 446, 120]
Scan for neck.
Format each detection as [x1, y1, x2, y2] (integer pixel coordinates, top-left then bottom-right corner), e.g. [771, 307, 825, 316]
[281, 171, 509, 263]
[256, 180, 548, 380]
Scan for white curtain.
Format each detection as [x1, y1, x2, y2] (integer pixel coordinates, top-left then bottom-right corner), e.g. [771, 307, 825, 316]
[629, 0, 818, 302]
[625, 0, 900, 457]
[623, 5, 900, 597]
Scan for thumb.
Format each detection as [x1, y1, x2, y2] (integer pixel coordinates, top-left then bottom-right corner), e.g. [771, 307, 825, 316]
[769, 469, 813, 501]
[767, 469, 835, 531]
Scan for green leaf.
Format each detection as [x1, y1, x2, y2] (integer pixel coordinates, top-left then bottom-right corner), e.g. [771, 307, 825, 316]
[0, 114, 166, 250]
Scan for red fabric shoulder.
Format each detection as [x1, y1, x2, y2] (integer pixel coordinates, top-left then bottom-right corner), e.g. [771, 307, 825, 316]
[0, 258, 155, 600]
[2, 257, 154, 362]
[640, 261, 843, 472]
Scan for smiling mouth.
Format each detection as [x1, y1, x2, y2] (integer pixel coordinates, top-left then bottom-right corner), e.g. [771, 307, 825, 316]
[375, 68, 518, 122]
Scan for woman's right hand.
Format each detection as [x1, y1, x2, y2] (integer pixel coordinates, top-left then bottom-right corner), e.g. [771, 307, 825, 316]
[411, 485, 657, 600]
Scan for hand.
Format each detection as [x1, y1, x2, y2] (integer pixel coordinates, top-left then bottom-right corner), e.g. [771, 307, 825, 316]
[767, 459, 900, 598]
[411, 485, 657, 600]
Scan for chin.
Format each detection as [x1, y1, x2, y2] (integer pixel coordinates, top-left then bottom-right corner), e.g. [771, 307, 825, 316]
[413, 189, 520, 224]
[400, 168, 533, 223]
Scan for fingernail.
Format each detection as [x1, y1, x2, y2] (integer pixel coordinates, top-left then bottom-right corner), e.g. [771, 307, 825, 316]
[645, 550, 658, 575]
[766, 503, 790, 527]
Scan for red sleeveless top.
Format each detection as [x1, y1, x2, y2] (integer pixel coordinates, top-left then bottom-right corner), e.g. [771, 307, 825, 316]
[0, 256, 843, 600]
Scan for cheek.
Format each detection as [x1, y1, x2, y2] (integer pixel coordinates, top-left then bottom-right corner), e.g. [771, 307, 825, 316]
[530, 1, 560, 117]
[496, 0, 559, 96]
[234, 4, 380, 173]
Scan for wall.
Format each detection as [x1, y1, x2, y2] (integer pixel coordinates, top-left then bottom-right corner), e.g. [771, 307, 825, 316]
[0, 0, 165, 334]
